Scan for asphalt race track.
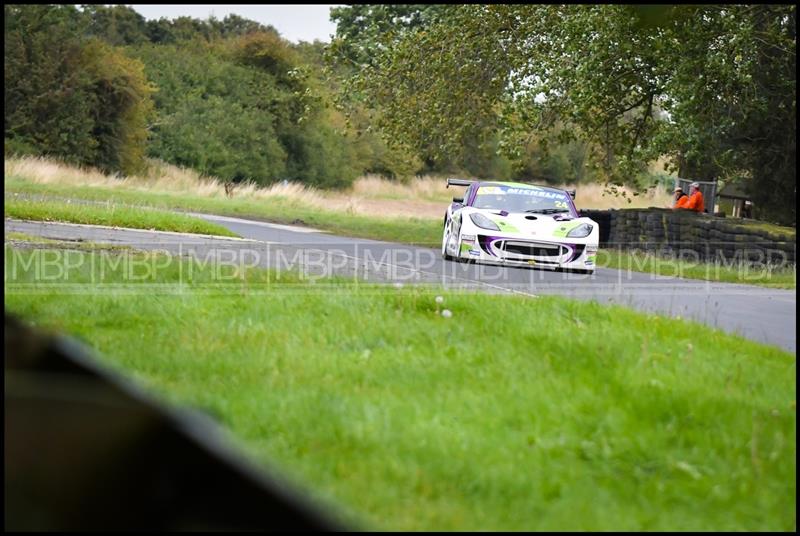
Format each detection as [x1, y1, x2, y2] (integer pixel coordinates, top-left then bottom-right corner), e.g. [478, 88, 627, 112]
[5, 215, 796, 353]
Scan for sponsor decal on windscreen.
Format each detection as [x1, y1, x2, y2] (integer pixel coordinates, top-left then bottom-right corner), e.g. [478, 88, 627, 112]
[477, 185, 568, 200]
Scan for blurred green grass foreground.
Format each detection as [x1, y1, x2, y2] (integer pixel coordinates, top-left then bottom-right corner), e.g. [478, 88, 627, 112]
[4, 244, 796, 531]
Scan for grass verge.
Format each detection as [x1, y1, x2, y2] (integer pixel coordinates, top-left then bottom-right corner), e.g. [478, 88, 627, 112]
[601, 249, 796, 289]
[4, 245, 796, 531]
[5, 194, 239, 238]
[5, 179, 437, 245]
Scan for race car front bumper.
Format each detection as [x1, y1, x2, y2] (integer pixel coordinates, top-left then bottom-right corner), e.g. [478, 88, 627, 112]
[459, 233, 597, 270]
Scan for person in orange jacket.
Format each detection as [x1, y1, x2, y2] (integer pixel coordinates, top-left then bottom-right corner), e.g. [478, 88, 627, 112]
[684, 182, 705, 213]
[672, 186, 689, 208]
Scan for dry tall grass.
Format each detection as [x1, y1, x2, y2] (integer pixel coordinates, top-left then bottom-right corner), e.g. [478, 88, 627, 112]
[5, 155, 333, 206]
[5, 156, 672, 219]
[564, 182, 673, 210]
[352, 174, 452, 201]
[351, 175, 673, 209]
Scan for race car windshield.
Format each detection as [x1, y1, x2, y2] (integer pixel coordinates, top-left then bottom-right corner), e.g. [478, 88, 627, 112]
[473, 185, 574, 215]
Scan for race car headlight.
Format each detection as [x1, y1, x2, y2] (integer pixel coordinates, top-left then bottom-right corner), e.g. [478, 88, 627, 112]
[566, 223, 593, 238]
[469, 213, 501, 231]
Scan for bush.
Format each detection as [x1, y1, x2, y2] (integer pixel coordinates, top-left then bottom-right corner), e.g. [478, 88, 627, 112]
[4, 5, 154, 176]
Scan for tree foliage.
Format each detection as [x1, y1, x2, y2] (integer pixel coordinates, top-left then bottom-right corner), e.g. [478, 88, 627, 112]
[5, 5, 95, 162]
[82, 4, 150, 46]
[329, 5, 529, 178]
[657, 5, 796, 223]
[80, 39, 154, 175]
[334, 4, 796, 223]
[5, 6, 362, 187]
[5, 4, 153, 175]
[329, 4, 456, 68]
[80, 5, 279, 45]
[130, 35, 360, 187]
[131, 42, 288, 183]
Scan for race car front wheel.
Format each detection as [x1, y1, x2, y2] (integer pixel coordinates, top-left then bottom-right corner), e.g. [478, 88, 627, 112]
[441, 220, 454, 260]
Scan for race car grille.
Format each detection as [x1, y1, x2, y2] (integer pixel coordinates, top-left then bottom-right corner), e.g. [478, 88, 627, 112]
[478, 235, 584, 263]
[501, 242, 585, 259]
[504, 242, 562, 257]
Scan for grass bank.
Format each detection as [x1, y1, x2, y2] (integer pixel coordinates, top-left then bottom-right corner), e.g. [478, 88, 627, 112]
[4, 245, 796, 531]
[601, 249, 796, 289]
[5, 195, 239, 238]
[5, 178, 438, 246]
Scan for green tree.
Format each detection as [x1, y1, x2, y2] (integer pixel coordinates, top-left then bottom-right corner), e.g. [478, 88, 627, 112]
[228, 32, 360, 187]
[5, 4, 154, 175]
[329, 4, 456, 68]
[335, 4, 796, 223]
[329, 5, 492, 176]
[80, 39, 154, 175]
[132, 36, 360, 188]
[655, 5, 796, 223]
[132, 42, 289, 184]
[5, 5, 96, 163]
[218, 14, 275, 39]
[82, 5, 149, 46]
[301, 39, 424, 179]
[142, 13, 275, 44]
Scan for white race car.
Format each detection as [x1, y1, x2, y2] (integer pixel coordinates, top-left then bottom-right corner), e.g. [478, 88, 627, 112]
[441, 179, 599, 273]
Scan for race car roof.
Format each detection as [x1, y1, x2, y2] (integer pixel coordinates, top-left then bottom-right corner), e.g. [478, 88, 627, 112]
[476, 181, 567, 194]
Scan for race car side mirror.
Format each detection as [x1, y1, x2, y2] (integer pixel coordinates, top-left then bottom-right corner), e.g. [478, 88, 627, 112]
[568, 190, 576, 199]
[452, 196, 463, 203]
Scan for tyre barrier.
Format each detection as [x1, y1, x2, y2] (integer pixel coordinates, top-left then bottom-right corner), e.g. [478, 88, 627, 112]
[579, 208, 796, 264]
